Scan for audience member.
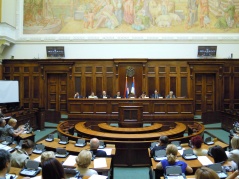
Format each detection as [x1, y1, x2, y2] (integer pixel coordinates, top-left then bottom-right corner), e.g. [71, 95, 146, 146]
[75, 149, 98, 177]
[156, 144, 193, 174]
[42, 158, 66, 179]
[11, 139, 35, 168]
[90, 138, 107, 157]
[210, 145, 237, 171]
[227, 136, 239, 165]
[195, 167, 220, 179]
[191, 135, 208, 156]
[88, 92, 98, 99]
[166, 91, 176, 98]
[74, 92, 82, 99]
[99, 91, 110, 98]
[2, 118, 24, 138]
[0, 118, 6, 138]
[151, 90, 162, 99]
[139, 92, 148, 98]
[0, 149, 30, 179]
[41, 151, 55, 164]
[114, 91, 122, 98]
[150, 135, 169, 156]
[226, 170, 239, 179]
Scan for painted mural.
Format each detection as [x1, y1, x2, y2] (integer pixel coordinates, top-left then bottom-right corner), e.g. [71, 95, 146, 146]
[23, 0, 239, 34]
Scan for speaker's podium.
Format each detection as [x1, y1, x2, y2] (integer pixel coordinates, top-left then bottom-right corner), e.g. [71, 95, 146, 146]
[118, 103, 143, 128]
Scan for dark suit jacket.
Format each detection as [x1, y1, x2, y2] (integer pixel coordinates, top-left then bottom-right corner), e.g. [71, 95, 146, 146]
[91, 149, 107, 157]
[99, 95, 110, 99]
[166, 95, 176, 99]
[151, 94, 162, 99]
[150, 145, 167, 157]
[113, 95, 123, 98]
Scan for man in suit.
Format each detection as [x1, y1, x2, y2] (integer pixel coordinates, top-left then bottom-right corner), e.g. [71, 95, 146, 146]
[114, 91, 122, 98]
[90, 138, 107, 157]
[151, 90, 162, 99]
[74, 92, 83, 99]
[150, 135, 169, 156]
[166, 91, 176, 98]
[99, 91, 110, 99]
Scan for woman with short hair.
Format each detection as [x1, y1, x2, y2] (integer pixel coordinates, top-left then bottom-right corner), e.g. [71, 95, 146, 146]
[191, 135, 208, 156]
[42, 158, 66, 179]
[227, 136, 239, 165]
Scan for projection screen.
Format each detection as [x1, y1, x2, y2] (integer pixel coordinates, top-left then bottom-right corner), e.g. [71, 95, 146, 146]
[0, 81, 19, 103]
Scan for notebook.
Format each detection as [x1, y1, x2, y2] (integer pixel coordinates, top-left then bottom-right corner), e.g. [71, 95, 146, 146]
[154, 150, 167, 161]
[182, 149, 197, 160]
[59, 136, 68, 145]
[33, 144, 45, 154]
[55, 148, 69, 158]
[164, 166, 186, 179]
[45, 134, 54, 142]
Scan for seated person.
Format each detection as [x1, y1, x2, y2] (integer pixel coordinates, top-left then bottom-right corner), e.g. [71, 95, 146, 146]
[156, 144, 193, 174]
[11, 139, 35, 168]
[151, 90, 162, 99]
[227, 136, 239, 165]
[191, 135, 208, 156]
[41, 151, 55, 164]
[0, 149, 11, 178]
[166, 91, 176, 98]
[88, 92, 98, 99]
[150, 135, 169, 157]
[139, 92, 148, 98]
[211, 145, 237, 171]
[42, 158, 66, 179]
[195, 167, 220, 179]
[99, 91, 110, 98]
[114, 91, 122, 98]
[90, 138, 107, 157]
[74, 92, 82, 99]
[75, 149, 98, 177]
[0, 118, 6, 138]
[128, 93, 136, 98]
[2, 118, 24, 138]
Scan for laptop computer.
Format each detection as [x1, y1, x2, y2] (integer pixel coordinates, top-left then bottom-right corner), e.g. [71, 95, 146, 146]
[164, 166, 186, 179]
[182, 149, 197, 160]
[45, 134, 54, 142]
[204, 137, 214, 145]
[32, 144, 45, 154]
[98, 140, 105, 149]
[153, 150, 167, 162]
[150, 142, 158, 150]
[20, 160, 41, 177]
[59, 136, 68, 145]
[55, 148, 69, 158]
[75, 139, 86, 147]
[207, 163, 228, 179]
[171, 141, 182, 150]
[2, 136, 13, 145]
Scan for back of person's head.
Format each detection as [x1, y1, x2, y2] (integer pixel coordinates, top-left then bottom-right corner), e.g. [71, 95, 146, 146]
[191, 135, 203, 149]
[0, 119, 5, 127]
[41, 151, 55, 164]
[0, 149, 11, 171]
[8, 118, 17, 126]
[42, 158, 65, 179]
[75, 149, 92, 168]
[159, 136, 169, 145]
[231, 136, 239, 149]
[195, 167, 220, 179]
[166, 144, 178, 164]
[210, 145, 228, 163]
[22, 139, 35, 150]
[90, 138, 99, 150]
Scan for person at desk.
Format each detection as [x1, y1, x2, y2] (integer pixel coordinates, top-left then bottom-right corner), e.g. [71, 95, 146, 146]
[166, 91, 176, 99]
[42, 158, 66, 179]
[0, 118, 6, 138]
[74, 92, 83, 99]
[11, 139, 35, 168]
[151, 90, 162, 99]
[88, 92, 98, 99]
[90, 138, 107, 157]
[139, 91, 148, 98]
[0, 149, 30, 179]
[99, 91, 110, 99]
[2, 118, 24, 138]
[75, 149, 98, 177]
[191, 135, 208, 156]
[227, 136, 239, 165]
[156, 144, 193, 174]
[150, 135, 169, 157]
[114, 91, 122, 98]
[195, 167, 220, 179]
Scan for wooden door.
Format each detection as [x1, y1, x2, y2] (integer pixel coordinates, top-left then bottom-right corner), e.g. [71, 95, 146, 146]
[47, 73, 67, 111]
[195, 74, 215, 115]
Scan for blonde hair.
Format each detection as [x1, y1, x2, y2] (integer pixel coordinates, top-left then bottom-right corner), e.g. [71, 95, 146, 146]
[75, 150, 92, 168]
[195, 167, 219, 179]
[166, 144, 178, 164]
[231, 136, 239, 149]
[41, 151, 55, 163]
[8, 118, 17, 126]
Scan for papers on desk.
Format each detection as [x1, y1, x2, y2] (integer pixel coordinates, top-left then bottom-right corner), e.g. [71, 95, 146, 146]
[89, 174, 108, 179]
[198, 156, 213, 166]
[99, 148, 112, 155]
[0, 144, 12, 151]
[62, 155, 77, 167]
[94, 158, 107, 168]
[178, 148, 185, 156]
[30, 176, 42, 179]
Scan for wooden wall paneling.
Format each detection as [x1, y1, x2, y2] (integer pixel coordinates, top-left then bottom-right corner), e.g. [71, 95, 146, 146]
[169, 76, 177, 97]
[59, 74, 67, 111]
[153, 102, 166, 114]
[32, 75, 40, 109]
[74, 76, 81, 97]
[106, 76, 113, 97]
[85, 76, 92, 97]
[159, 77, 166, 97]
[96, 76, 103, 97]
[147, 77, 155, 98]
[180, 77, 188, 97]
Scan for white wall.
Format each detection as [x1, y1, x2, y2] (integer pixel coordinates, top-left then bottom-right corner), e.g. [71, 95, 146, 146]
[2, 43, 239, 59]
[2, 0, 16, 27]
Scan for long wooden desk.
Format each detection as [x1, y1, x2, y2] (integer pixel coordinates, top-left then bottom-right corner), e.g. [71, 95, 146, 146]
[67, 98, 194, 121]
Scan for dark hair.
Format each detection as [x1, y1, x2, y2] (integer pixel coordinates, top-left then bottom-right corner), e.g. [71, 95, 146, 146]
[22, 139, 35, 149]
[42, 158, 65, 179]
[210, 145, 228, 163]
[0, 149, 11, 171]
[191, 135, 203, 148]
[159, 136, 169, 145]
